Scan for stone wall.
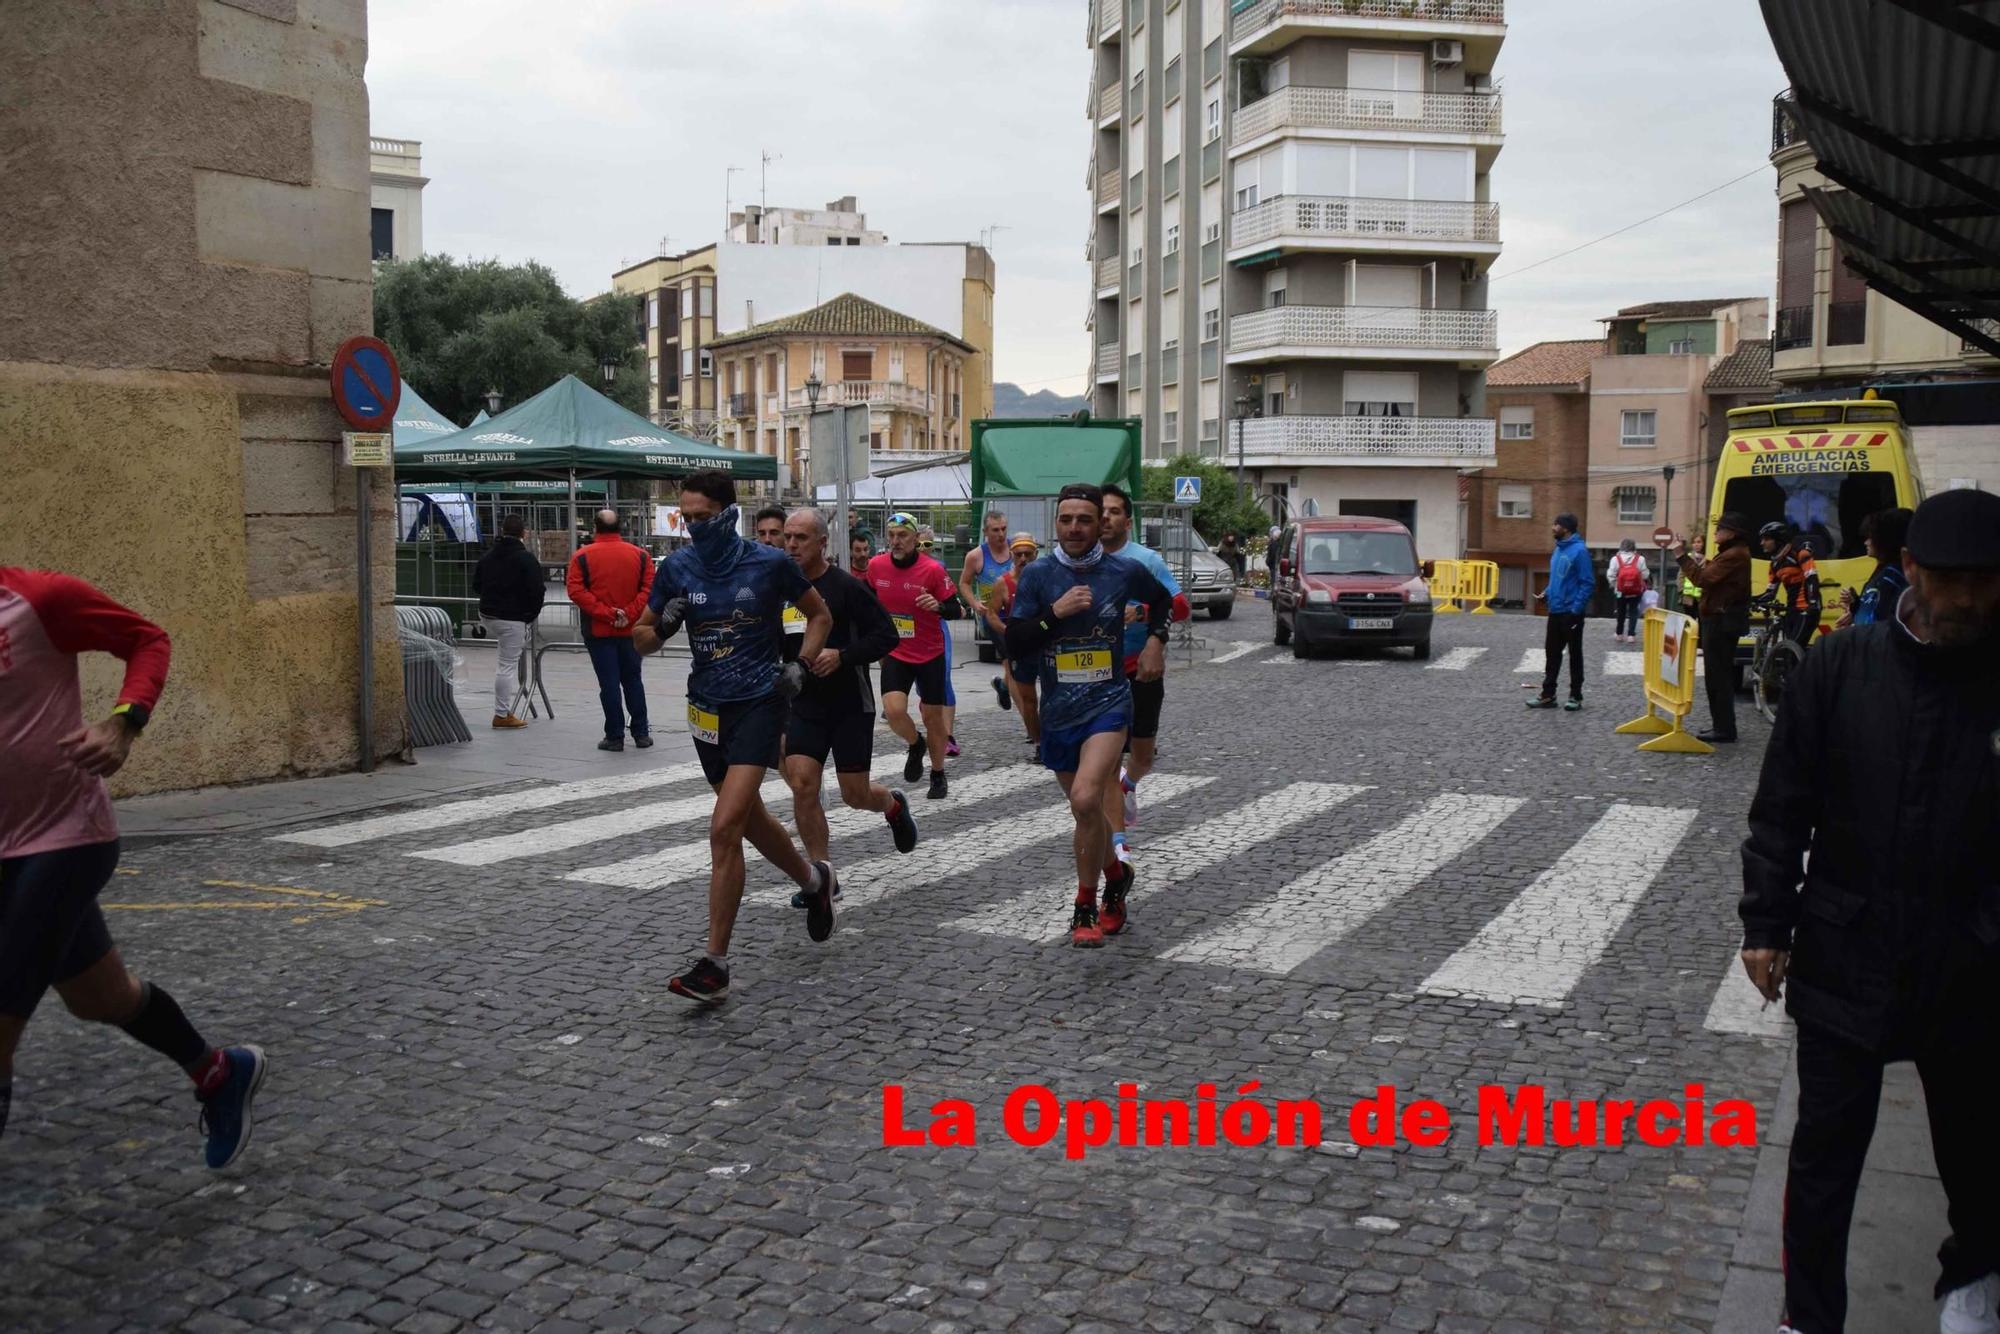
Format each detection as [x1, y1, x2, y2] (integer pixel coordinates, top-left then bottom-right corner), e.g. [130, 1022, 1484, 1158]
[0, 0, 401, 795]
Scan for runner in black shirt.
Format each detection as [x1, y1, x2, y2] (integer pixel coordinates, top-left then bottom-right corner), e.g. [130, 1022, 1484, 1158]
[782, 508, 919, 873]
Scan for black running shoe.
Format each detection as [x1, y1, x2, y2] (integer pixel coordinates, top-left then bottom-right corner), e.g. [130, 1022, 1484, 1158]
[669, 957, 729, 1006]
[886, 790, 919, 853]
[992, 676, 1011, 710]
[904, 735, 927, 782]
[790, 881, 843, 909]
[802, 861, 837, 943]
[927, 769, 948, 801]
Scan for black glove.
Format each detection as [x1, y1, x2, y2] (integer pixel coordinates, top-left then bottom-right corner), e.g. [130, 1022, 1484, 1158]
[657, 597, 690, 637]
[776, 660, 806, 700]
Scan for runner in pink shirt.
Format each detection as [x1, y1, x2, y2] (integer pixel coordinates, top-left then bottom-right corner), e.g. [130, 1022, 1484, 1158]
[867, 513, 965, 800]
[0, 569, 265, 1168]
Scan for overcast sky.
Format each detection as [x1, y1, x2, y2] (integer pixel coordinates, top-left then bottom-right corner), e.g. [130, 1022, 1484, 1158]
[369, 0, 1787, 392]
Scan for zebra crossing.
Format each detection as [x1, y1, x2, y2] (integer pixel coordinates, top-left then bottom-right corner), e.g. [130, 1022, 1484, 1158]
[1512, 647, 1702, 678]
[270, 762, 1772, 1037]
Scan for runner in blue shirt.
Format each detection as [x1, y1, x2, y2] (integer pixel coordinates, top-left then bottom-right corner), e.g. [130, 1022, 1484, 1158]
[1098, 484, 1191, 859]
[1005, 483, 1171, 949]
[632, 470, 838, 1006]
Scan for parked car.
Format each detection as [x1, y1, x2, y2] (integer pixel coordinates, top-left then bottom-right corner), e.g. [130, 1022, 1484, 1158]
[1140, 519, 1238, 620]
[1270, 517, 1433, 658]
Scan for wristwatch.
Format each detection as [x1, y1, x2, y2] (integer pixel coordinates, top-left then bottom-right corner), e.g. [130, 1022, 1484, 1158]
[112, 702, 150, 735]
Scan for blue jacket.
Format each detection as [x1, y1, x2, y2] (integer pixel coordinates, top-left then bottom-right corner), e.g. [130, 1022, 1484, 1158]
[1546, 533, 1594, 615]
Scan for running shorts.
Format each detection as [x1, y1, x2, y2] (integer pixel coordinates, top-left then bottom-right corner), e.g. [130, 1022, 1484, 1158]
[0, 839, 121, 1019]
[1040, 710, 1131, 774]
[1009, 658, 1037, 687]
[785, 705, 875, 775]
[689, 694, 787, 786]
[879, 654, 949, 706]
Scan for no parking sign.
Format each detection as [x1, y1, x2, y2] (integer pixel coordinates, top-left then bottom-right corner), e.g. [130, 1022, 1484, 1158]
[329, 335, 401, 432]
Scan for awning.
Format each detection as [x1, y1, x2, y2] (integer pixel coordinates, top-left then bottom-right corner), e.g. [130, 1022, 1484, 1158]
[1762, 0, 2000, 360]
[1611, 484, 1657, 499]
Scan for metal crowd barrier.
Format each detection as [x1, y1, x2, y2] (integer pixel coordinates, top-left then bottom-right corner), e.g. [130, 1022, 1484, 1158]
[392, 605, 471, 747]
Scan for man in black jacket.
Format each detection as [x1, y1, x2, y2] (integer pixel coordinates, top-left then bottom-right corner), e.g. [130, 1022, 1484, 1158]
[472, 515, 547, 727]
[1741, 488, 2000, 1334]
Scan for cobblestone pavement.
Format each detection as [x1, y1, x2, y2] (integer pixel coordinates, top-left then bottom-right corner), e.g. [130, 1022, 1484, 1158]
[3, 606, 1799, 1333]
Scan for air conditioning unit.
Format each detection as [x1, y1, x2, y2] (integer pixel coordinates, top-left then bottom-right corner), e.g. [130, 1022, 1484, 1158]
[1431, 39, 1464, 66]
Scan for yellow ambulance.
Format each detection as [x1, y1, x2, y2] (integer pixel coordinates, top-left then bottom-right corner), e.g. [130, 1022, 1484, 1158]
[1705, 397, 1925, 639]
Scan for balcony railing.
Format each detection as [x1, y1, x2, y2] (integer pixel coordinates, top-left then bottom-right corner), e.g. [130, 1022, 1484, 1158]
[1233, 86, 1502, 146]
[728, 392, 753, 418]
[1097, 255, 1122, 290]
[1098, 173, 1122, 208]
[1234, 0, 1505, 40]
[1774, 304, 1814, 351]
[785, 381, 933, 413]
[1099, 83, 1122, 121]
[1231, 195, 1500, 251]
[1235, 414, 1497, 461]
[1096, 343, 1122, 381]
[1771, 91, 1803, 155]
[1230, 304, 1498, 355]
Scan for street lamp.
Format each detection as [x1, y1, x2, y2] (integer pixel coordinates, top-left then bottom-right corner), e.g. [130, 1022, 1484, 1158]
[1233, 393, 1252, 501]
[804, 371, 822, 411]
[600, 354, 618, 386]
[483, 387, 502, 416]
[1661, 463, 1677, 611]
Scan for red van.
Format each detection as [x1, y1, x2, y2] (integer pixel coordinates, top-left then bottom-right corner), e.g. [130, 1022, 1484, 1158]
[1270, 517, 1434, 659]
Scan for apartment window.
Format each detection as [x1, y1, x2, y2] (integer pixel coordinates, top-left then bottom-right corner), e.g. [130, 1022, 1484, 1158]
[1344, 371, 1417, 418]
[1203, 307, 1220, 341]
[1499, 406, 1534, 440]
[682, 348, 694, 382]
[1265, 373, 1286, 417]
[840, 350, 872, 381]
[1620, 409, 1657, 447]
[1206, 97, 1221, 142]
[647, 294, 660, 329]
[1616, 487, 1657, 524]
[1497, 484, 1533, 519]
[1829, 240, 1869, 345]
[888, 346, 904, 381]
[1164, 410, 1179, 444]
[699, 348, 714, 378]
[1165, 223, 1180, 256]
[680, 287, 694, 320]
[1265, 268, 1288, 310]
[370, 208, 394, 261]
[648, 356, 659, 386]
[699, 286, 714, 318]
[1667, 338, 1695, 355]
[1777, 198, 1817, 350]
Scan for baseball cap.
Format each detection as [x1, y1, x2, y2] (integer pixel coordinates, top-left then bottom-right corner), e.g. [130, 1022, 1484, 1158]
[1009, 532, 1039, 552]
[887, 511, 919, 532]
[1907, 488, 2000, 571]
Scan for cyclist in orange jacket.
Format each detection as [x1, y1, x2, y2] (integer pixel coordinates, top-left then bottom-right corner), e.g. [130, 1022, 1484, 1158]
[1753, 521, 1821, 650]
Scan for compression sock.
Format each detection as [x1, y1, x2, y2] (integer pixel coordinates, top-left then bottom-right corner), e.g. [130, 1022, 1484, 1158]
[118, 983, 214, 1077]
[1076, 882, 1097, 906]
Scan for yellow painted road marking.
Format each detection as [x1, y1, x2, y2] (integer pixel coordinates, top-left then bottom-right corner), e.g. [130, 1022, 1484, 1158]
[101, 875, 383, 922]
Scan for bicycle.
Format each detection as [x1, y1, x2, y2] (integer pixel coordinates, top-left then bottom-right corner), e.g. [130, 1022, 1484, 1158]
[1747, 605, 1807, 724]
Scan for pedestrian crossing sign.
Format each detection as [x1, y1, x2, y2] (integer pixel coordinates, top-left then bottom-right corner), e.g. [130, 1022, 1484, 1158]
[1173, 475, 1201, 504]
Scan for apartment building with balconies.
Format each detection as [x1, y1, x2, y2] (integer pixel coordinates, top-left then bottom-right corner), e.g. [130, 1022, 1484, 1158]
[1086, 0, 1505, 557]
[708, 293, 973, 497]
[611, 245, 719, 437]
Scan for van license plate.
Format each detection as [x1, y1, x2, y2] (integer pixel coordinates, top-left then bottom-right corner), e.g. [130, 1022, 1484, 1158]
[1348, 616, 1394, 631]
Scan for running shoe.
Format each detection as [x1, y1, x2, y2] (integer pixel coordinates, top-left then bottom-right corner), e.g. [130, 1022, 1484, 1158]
[1070, 899, 1104, 948]
[992, 676, 1011, 710]
[1524, 697, 1557, 711]
[946, 735, 961, 758]
[1100, 863, 1134, 936]
[927, 769, 948, 801]
[801, 860, 838, 943]
[1120, 771, 1138, 829]
[1941, 1275, 2000, 1334]
[904, 735, 927, 782]
[1563, 697, 1584, 712]
[197, 1045, 267, 1170]
[790, 881, 844, 909]
[886, 789, 919, 853]
[669, 957, 730, 1007]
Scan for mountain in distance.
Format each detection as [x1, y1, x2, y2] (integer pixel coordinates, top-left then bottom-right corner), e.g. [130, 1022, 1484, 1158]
[991, 381, 1087, 418]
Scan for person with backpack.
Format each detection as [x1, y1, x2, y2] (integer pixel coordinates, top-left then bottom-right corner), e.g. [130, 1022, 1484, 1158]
[1607, 538, 1650, 644]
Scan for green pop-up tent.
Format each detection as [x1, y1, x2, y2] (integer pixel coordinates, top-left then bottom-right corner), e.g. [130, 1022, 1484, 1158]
[393, 379, 467, 449]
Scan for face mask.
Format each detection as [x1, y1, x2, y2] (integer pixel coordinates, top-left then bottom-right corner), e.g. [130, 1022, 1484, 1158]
[688, 505, 741, 569]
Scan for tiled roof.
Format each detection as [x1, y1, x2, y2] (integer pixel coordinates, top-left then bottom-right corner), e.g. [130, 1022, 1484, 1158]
[711, 292, 973, 351]
[1485, 339, 1600, 388]
[1704, 338, 1775, 392]
[1611, 297, 1760, 320]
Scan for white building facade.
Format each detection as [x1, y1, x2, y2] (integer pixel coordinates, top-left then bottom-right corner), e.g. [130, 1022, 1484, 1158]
[1086, 0, 1505, 556]
[369, 136, 427, 262]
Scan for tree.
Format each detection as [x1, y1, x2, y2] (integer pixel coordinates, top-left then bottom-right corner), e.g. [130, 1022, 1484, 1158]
[373, 255, 645, 424]
[1140, 453, 1270, 544]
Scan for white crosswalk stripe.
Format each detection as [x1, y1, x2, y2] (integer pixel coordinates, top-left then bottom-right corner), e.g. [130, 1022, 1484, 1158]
[1515, 648, 1543, 674]
[1260, 653, 1302, 665]
[409, 787, 752, 867]
[567, 764, 1039, 889]
[1702, 953, 1793, 1039]
[1606, 651, 1643, 676]
[948, 781, 1367, 943]
[1425, 647, 1488, 671]
[272, 763, 711, 847]
[1164, 793, 1524, 973]
[1208, 642, 1262, 665]
[1418, 803, 1698, 1006]
[761, 772, 1219, 911]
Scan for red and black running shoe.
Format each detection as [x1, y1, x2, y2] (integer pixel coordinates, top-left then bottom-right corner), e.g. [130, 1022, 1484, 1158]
[1100, 863, 1134, 936]
[668, 957, 730, 1006]
[1070, 899, 1104, 949]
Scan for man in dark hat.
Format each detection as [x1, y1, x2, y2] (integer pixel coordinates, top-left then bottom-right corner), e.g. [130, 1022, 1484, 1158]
[1671, 512, 1755, 742]
[1740, 487, 2000, 1334]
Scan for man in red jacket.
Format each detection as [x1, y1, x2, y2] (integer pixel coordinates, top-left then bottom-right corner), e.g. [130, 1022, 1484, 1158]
[565, 509, 656, 752]
[0, 569, 265, 1168]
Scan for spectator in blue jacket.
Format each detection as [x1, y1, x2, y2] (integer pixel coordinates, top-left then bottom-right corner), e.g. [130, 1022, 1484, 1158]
[1529, 512, 1594, 711]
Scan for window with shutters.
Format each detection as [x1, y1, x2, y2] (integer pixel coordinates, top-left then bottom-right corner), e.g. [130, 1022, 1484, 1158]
[1828, 240, 1868, 345]
[1499, 405, 1534, 439]
[1616, 488, 1657, 524]
[1497, 484, 1532, 519]
[841, 350, 872, 381]
[1777, 199, 1817, 349]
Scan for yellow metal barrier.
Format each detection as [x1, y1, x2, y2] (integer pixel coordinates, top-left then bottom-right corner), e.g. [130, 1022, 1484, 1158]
[1459, 560, 1499, 614]
[1614, 609, 1712, 755]
[1428, 558, 1463, 613]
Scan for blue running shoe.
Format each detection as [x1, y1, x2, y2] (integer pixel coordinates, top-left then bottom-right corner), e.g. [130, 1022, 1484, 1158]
[198, 1045, 267, 1170]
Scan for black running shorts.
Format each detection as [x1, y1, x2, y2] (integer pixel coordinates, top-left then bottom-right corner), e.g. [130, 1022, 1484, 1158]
[879, 654, 949, 706]
[786, 704, 875, 775]
[690, 694, 787, 786]
[0, 839, 121, 1019]
[1127, 672, 1165, 741]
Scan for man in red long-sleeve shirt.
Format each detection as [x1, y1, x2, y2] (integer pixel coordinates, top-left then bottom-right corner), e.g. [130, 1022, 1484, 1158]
[0, 569, 266, 1168]
[565, 509, 656, 752]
